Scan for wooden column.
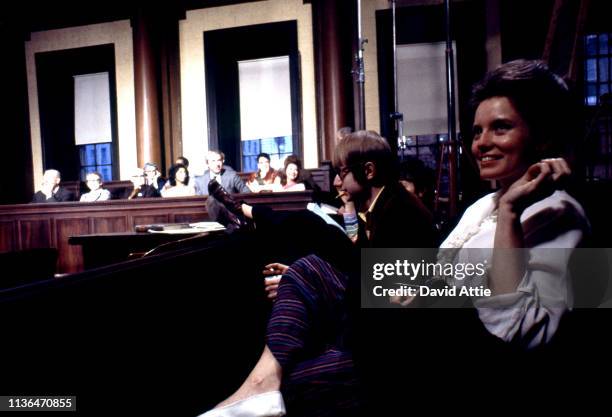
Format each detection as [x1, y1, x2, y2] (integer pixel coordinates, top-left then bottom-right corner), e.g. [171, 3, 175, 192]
[160, 7, 184, 170]
[133, 7, 163, 169]
[312, 0, 355, 161]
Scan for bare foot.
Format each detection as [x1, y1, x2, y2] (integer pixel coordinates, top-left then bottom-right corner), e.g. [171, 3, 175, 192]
[215, 345, 282, 408]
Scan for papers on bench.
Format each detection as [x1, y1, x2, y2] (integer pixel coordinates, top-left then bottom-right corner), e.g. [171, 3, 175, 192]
[189, 221, 226, 232]
[306, 203, 344, 233]
[147, 222, 226, 234]
[318, 203, 340, 215]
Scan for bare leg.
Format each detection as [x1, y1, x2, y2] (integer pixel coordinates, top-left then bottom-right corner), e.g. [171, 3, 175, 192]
[215, 344, 282, 408]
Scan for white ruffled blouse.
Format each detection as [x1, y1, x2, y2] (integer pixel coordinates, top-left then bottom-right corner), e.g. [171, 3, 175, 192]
[440, 190, 589, 347]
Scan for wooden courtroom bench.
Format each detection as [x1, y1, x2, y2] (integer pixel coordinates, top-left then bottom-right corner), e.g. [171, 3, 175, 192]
[0, 191, 314, 274]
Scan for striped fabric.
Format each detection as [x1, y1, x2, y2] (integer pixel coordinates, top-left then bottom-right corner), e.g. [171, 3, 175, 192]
[342, 212, 359, 242]
[266, 255, 359, 416]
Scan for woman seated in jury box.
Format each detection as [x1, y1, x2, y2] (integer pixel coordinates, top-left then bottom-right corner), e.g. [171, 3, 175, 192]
[79, 171, 111, 202]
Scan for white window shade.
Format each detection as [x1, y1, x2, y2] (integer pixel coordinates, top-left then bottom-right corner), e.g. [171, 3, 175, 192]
[74, 72, 112, 145]
[238, 56, 292, 141]
[397, 42, 459, 136]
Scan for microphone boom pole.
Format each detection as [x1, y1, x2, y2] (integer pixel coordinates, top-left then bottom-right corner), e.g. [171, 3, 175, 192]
[390, 0, 405, 160]
[354, 0, 367, 130]
[444, 0, 458, 217]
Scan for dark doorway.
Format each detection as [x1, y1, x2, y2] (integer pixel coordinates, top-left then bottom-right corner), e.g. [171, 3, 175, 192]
[204, 20, 302, 171]
[36, 44, 119, 181]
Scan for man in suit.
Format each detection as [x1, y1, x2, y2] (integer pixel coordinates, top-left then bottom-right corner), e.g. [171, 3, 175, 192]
[31, 169, 75, 203]
[194, 150, 250, 196]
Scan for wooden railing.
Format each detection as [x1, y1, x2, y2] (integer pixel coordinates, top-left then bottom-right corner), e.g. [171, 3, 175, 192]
[0, 191, 313, 273]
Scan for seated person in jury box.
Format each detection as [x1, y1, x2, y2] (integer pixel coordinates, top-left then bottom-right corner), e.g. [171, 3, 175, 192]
[143, 162, 166, 192]
[161, 163, 196, 197]
[194, 150, 250, 196]
[31, 169, 75, 203]
[125, 168, 161, 199]
[79, 172, 111, 202]
[246, 152, 281, 192]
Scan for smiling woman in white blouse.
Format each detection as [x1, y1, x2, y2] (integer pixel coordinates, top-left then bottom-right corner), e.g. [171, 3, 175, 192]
[438, 59, 589, 347]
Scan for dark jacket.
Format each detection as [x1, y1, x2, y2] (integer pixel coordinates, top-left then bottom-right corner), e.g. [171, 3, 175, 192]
[31, 187, 75, 203]
[124, 184, 161, 199]
[357, 182, 437, 248]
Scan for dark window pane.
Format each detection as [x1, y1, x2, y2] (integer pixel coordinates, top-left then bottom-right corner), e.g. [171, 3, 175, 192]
[99, 165, 112, 181]
[87, 145, 96, 165]
[586, 34, 598, 56]
[241, 139, 261, 172]
[600, 34, 609, 55]
[599, 83, 609, 99]
[79, 144, 96, 166]
[78, 143, 113, 182]
[587, 84, 598, 106]
[417, 134, 437, 145]
[599, 58, 609, 82]
[587, 59, 598, 81]
[96, 143, 112, 165]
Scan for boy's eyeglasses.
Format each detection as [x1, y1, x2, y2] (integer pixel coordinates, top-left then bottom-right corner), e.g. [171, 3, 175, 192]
[334, 165, 357, 180]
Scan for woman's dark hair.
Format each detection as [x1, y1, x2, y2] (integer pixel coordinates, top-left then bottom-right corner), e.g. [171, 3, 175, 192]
[281, 155, 303, 186]
[284, 154, 302, 171]
[255, 152, 276, 183]
[257, 153, 271, 163]
[332, 130, 397, 186]
[470, 59, 579, 162]
[175, 156, 189, 168]
[168, 163, 189, 187]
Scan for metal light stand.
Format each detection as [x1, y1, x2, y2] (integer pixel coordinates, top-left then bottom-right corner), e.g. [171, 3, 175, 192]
[443, 0, 458, 217]
[353, 0, 367, 130]
[389, 0, 406, 162]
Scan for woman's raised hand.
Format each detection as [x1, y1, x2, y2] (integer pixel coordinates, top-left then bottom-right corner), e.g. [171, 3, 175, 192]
[499, 158, 571, 215]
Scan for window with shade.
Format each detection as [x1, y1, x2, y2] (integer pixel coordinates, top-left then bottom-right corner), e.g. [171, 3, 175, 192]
[74, 72, 114, 181]
[395, 42, 459, 199]
[238, 56, 294, 171]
